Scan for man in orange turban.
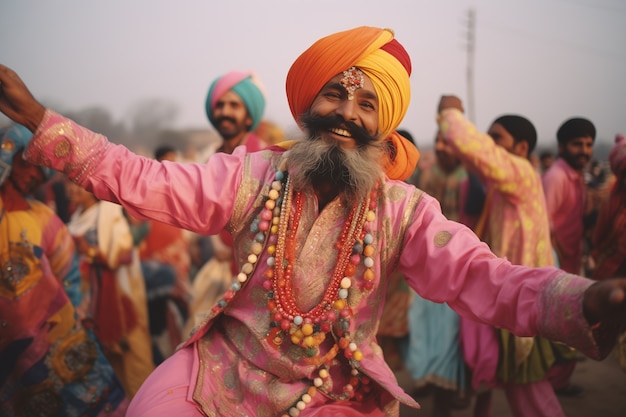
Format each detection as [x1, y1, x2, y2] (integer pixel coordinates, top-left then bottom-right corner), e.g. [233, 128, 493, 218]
[286, 26, 419, 183]
[2, 26, 626, 417]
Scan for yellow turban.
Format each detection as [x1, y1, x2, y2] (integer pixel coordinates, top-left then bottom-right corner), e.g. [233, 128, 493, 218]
[285, 26, 419, 180]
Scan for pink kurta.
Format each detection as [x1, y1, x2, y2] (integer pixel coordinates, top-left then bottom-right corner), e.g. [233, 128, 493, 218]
[25, 110, 614, 417]
[438, 110, 572, 412]
[542, 158, 586, 274]
[439, 109, 553, 268]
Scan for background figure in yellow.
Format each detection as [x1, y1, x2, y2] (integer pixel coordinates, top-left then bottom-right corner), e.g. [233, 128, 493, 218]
[0, 124, 129, 416]
[66, 181, 154, 398]
[438, 99, 576, 417]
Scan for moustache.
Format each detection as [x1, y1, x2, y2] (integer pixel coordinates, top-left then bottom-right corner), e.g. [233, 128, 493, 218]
[215, 116, 237, 126]
[299, 112, 378, 147]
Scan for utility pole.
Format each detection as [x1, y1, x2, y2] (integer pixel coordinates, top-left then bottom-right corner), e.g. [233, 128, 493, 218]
[466, 8, 476, 123]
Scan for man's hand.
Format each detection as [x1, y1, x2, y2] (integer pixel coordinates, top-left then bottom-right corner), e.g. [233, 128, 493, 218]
[0, 65, 46, 132]
[437, 95, 464, 114]
[583, 277, 626, 325]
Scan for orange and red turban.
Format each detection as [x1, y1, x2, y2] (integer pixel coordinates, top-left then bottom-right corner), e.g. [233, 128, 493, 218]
[285, 26, 419, 180]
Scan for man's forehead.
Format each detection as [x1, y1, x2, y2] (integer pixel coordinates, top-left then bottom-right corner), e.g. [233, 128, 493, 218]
[324, 70, 377, 98]
[565, 135, 594, 144]
[487, 123, 507, 136]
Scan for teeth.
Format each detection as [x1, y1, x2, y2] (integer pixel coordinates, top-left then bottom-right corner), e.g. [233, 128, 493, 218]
[330, 128, 351, 137]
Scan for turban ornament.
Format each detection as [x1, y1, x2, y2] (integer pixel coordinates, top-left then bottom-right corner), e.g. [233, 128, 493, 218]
[205, 71, 266, 131]
[341, 67, 364, 100]
[285, 26, 419, 181]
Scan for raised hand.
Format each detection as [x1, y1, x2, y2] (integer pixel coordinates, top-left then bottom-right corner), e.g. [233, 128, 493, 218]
[437, 95, 464, 114]
[0, 65, 46, 132]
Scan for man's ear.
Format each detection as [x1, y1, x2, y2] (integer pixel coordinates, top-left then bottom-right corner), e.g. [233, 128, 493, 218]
[515, 140, 529, 158]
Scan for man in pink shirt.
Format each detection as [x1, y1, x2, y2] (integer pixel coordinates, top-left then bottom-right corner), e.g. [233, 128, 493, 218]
[437, 98, 574, 417]
[543, 118, 596, 275]
[0, 26, 625, 417]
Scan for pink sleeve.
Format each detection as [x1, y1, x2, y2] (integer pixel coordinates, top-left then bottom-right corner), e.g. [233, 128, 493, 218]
[398, 196, 607, 359]
[25, 110, 241, 235]
[536, 275, 611, 360]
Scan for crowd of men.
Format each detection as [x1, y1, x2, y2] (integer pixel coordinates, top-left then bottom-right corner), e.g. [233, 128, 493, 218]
[1, 25, 624, 417]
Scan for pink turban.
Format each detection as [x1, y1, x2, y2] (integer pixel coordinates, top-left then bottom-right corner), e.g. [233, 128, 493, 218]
[205, 71, 266, 131]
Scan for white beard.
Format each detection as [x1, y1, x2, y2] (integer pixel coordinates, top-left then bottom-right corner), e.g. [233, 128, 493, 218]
[287, 134, 385, 202]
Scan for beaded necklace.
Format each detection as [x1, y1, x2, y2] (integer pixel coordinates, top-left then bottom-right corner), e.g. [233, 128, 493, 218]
[226, 162, 379, 416]
[252, 165, 379, 416]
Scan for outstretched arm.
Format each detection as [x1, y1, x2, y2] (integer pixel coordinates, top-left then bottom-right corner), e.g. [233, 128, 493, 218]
[399, 194, 626, 359]
[0, 64, 242, 236]
[0, 64, 46, 131]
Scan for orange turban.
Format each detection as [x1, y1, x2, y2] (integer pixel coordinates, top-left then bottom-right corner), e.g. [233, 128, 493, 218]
[285, 26, 419, 181]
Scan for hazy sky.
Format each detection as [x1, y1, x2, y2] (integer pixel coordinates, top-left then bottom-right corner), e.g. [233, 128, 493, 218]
[1, 0, 625, 149]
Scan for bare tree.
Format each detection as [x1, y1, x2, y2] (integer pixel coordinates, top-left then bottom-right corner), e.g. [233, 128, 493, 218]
[66, 106, 127, 144]
[127, 98, 179, 135]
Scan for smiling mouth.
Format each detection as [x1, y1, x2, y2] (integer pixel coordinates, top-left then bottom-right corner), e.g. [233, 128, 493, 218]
[329, 127, 352, 138]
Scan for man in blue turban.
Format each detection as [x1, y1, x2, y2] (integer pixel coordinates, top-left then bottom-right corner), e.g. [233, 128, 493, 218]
[188, 71, 269, 332]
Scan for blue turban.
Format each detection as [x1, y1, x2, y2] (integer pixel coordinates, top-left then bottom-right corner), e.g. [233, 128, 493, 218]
[205, 71, 266, 131]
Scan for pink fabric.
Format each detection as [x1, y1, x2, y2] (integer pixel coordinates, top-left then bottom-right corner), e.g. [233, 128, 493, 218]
[438, 110, 581, 417]
[545, 361, 576, 391]
[439, 109, 554, 269]
[537, 274, 601, 357]
[208, 71, 251, 110]
[460, 319, 499, 390]
[128, 345, 386, 417]
[439, 109, 556, 393]
[503, 380, 566, 417]
[241, 132, 267, 153]
[25, 110, 610, 416]
[127, 346, 202, 417]
[542, 158, 586, 274]
[302, 403, 387, 416]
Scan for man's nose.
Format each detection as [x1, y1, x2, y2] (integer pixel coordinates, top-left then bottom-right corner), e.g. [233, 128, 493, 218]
[335, 99, 358, 122]
[217, 104, 234, 117]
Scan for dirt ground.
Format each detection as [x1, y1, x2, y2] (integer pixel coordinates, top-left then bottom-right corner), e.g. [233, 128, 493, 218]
[398, 348, 626, 417]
